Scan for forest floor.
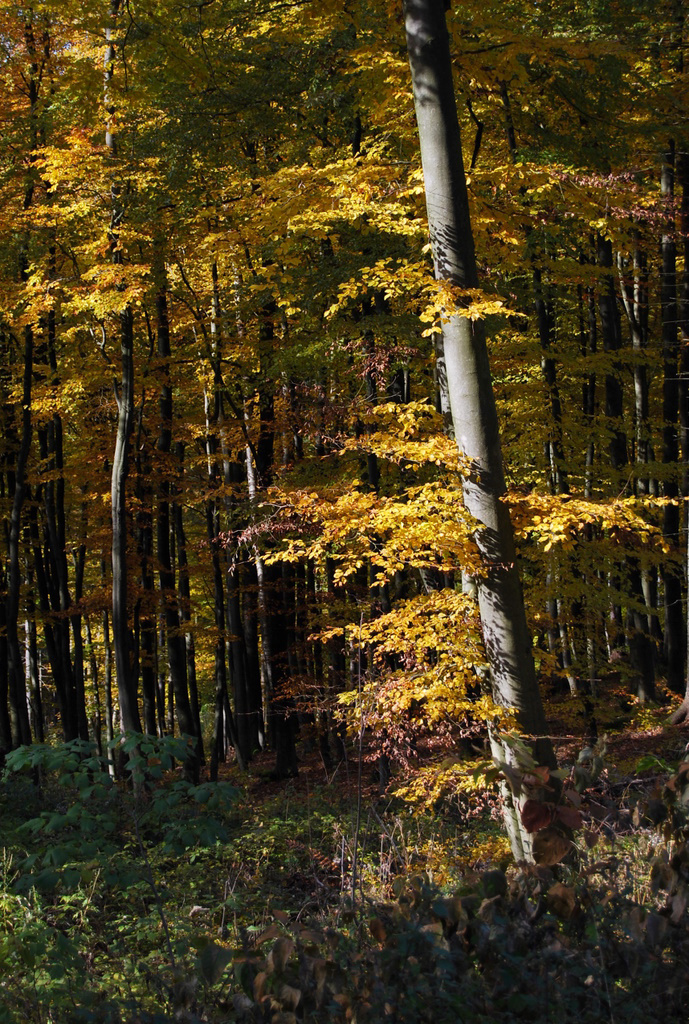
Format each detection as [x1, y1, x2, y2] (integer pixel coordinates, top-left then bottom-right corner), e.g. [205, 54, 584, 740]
[2, 702, 689, 1022]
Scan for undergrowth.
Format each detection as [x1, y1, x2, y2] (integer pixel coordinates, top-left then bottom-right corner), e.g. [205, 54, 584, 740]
[1, 734, 688, 1022]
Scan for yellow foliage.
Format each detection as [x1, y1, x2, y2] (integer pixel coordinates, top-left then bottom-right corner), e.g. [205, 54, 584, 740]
[265, 480, 480, 582]
[510, 492, 668, 555]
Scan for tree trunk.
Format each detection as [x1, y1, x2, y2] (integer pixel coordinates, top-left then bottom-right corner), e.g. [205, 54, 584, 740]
[404, 0, 554, 860]
[106, 1, 141, 735]
[156, 252, 198, 776]
[172, 446, 204, 760]
[597, 237, 656, 700]
[660, 143, 686, 693]
[6, 324, 34, 748]
[205, 385, 245, 778]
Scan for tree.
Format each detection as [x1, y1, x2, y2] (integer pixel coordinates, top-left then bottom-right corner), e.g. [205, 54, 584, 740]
[403, 0, 554, 858]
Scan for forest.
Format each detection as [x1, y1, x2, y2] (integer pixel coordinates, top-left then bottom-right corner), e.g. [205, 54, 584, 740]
[3, 0, 689, 1020]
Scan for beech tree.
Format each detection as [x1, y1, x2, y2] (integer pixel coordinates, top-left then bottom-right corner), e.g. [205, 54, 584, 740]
[403, 0, 554, 858]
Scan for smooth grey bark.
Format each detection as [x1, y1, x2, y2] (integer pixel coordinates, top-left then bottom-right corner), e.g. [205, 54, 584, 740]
[597, 235, 628, 473]
[110, 305, 141, 734]
[100, 560, 115, 775]
[404, 0, 554, 860]
[106, 0, 142, 736]
[618, 244, 651, 488]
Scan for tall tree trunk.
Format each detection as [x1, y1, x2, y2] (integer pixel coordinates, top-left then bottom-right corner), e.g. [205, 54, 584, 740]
[597, 235, 628, 472]
[0, 567, 11, 757]
[205, 387, 245, 778]
[404, 0, 554, 860]
[250, 303, 298, 778]
[111, 307, 141, 733]
[135, 456, 158, 737]
[6, 324, 33, 748]
[156, 251, 198, 776]
[597, 237, 656, 700]
[24, 566, 44, 743]
[660, 143, 686, 693]
[172, 445, 204, 759]
[212, 263, 255, 765]
[101, 559, 115, 774]
[106, 1, 141, 735]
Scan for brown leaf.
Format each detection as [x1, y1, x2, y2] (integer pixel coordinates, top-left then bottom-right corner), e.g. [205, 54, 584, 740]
[555, 805, 582, 830]
[520, 798, 553, 833]
[532, 827, 571, 866]
[254, 924, 283, 946]
[268, 938, 295, 974]
[254, 971, 269, 1002]
[279, 984, 302, 1011]
[589, 800, 610, 822]
[583, 829, 599, 849]
[547, 882, 576, 919]
[563, 786, 582, 808]
[369, 918, 386, 943]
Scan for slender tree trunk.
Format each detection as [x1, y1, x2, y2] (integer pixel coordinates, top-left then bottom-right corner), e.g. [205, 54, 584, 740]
[71, 500, 89, 741]
[660, 143, 686, 692]
[172, 447, 204, 759]
[0, 570, 11, 757]
[250, 303, 298, 778]
[597, 235, 628, 472]
[85, 616, 102, 756]
[110, 305, 141, 733]
[671, 151, 689, 722]
[212, 264, 255, 764]
[100, 560, 115, 773]
[24, 565, 44, 743]
[6, 324, 33, 748]
[205, 386, 245, 777]
[596, 236, 656, 700]
[242, 556, 264, 752]
[156, 251, 198, 776]
[106, 2, 141, 735]
[404, 0, 554, 860]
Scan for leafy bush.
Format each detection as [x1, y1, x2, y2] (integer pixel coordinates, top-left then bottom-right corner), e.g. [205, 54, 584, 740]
[0, 737, 240, 1022]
